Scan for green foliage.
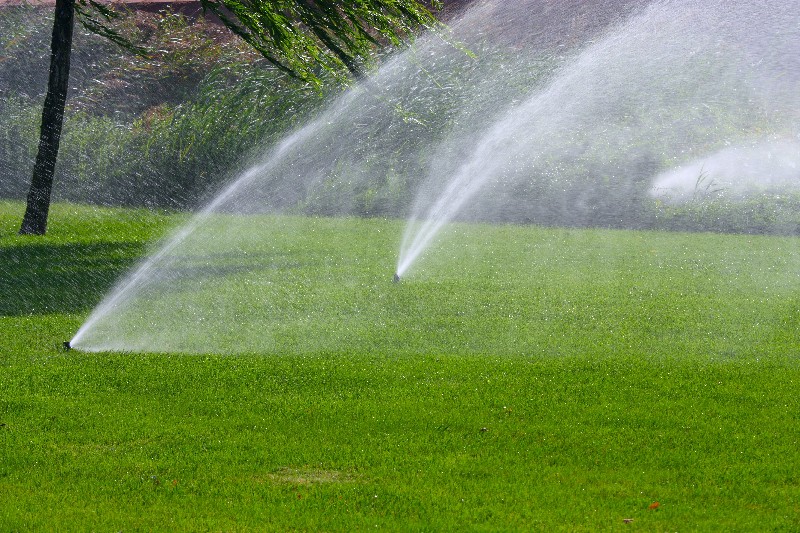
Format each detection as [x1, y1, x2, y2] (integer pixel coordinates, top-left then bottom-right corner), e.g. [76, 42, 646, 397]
[199, 0, 441, 83]
[73, 0, 147, 56]
[1, 202, 799, 530]
[138, 64, 330, 206]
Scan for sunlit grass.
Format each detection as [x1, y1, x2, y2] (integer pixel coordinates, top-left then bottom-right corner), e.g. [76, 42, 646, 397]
[71, 207, 800, 358]
[1, 202, 799, 531]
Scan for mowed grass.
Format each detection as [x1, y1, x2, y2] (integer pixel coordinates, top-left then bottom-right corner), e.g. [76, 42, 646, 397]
[1, 200, 799, 531]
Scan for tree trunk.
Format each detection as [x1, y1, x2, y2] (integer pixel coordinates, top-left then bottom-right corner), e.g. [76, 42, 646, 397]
[19, 0, 75, 235]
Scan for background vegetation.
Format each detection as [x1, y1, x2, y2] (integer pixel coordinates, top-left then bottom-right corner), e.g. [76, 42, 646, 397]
[0, 5, 331, 207]
[2, 4, 798, 234]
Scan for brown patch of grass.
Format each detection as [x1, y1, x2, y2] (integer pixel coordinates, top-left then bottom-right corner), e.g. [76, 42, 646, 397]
[259, 467, 362, 486]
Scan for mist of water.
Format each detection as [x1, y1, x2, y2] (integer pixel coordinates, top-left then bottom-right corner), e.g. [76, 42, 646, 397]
[650, 139, 800, 203]
[70, 116, 332, 348]
[69, 0, 799, 353]
[397, 0, 800, 276]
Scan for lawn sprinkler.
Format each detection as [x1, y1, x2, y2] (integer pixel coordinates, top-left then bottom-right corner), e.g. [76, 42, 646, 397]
[62, 341, 72, 351]
[393, 273, 400, 283]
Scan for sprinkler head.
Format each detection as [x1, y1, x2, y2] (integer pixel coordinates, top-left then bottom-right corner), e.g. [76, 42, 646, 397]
[393, 273, 400, 283]
[62, 341, 72, 351]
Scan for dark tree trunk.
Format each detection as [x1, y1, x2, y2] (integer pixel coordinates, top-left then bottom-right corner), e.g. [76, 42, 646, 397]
[19, 0, 75, 235]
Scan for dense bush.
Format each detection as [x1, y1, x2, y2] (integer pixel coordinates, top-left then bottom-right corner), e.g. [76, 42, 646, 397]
[0, 6, 331, 208]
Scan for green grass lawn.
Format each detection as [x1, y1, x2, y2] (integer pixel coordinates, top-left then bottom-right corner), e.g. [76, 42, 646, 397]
[1, 201, 798, 531]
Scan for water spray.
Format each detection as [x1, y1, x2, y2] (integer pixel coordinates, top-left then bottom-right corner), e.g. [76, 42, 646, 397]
[64, 0, 800, 355]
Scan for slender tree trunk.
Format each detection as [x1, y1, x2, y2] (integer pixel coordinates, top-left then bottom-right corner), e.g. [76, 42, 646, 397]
[19, 0, 75, 235]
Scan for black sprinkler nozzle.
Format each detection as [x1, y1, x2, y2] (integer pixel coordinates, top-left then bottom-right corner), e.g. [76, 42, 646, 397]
[63, 341, 71, 351]
[393, 273, 400, 283]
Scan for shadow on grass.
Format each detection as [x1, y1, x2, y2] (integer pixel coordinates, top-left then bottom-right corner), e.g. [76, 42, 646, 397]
[0, 241, 145, 316]
[0, 240, 315, 317]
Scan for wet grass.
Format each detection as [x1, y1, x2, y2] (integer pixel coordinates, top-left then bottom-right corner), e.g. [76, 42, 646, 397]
[1, 201, 799, 531]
